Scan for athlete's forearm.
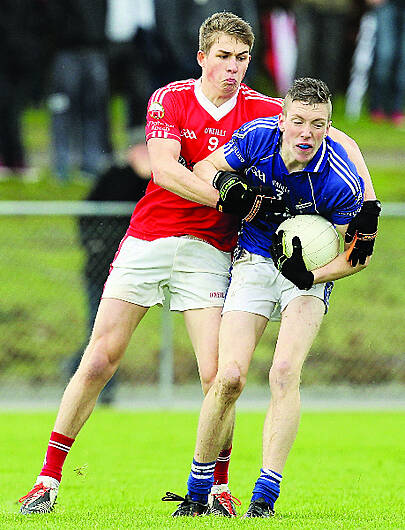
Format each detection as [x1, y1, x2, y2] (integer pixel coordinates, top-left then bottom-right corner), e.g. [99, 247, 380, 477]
[329, 127, 376, 200]
[193, 159, 219, 185]
[153, 157, 219, 207]
[312, 250, 369, 284]
[148, 138, 219, 207]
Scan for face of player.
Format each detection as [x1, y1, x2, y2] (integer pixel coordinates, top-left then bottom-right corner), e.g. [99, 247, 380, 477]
[278, 100, 331, 173]
[197, 33, 251, 106]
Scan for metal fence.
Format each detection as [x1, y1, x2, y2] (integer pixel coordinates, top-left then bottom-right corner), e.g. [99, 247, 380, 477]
[1, 201, 404, 405]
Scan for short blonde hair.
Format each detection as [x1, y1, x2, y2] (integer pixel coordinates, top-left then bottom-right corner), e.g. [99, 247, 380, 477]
[199, 11, 254, 54]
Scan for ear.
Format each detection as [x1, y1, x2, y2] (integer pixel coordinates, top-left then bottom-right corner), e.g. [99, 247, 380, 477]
[325, 120, 332, 137]
[197, 50, 205, 68]
[278, 112, 285, 132]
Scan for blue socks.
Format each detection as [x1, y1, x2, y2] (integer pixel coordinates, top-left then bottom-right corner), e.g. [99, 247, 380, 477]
[187, 459, 215, 504]
[251, 468, 282, 509]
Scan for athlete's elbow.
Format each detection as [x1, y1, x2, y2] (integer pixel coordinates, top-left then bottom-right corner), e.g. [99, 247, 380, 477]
[152, 166, 170, 188]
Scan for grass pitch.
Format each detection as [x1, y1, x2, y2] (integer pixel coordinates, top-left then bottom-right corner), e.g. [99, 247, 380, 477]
[1, 410, 404, 529]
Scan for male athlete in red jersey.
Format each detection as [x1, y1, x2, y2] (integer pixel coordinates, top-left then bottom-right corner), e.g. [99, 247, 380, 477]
[127, 78, 282, 252]
[19, 11, 377, 517]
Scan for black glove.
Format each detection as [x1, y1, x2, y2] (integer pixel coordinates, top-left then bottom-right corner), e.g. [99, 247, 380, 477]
[213, 170, 288, 222]
[270, 231, 314, 290]
[345, 200, 381, 266]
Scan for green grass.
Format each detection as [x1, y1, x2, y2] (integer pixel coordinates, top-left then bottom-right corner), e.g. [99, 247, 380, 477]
[1, 410, 404, 528]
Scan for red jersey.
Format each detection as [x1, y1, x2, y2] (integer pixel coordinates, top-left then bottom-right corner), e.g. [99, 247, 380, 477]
[127, 78, 282, 252]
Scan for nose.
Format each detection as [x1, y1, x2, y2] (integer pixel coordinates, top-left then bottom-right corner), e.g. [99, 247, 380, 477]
[227, 57, 238, 73]
[300, 124, 311, 138]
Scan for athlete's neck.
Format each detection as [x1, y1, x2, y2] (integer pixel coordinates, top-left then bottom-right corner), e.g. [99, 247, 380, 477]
[200, 79, 238, 107]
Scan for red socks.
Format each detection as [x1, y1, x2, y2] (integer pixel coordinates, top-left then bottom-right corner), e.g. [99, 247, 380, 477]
[39, 431, 75, 482]
[214, 445, 232, 485]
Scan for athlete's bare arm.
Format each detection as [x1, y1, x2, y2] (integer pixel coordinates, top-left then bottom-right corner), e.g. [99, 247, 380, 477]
[311, 223, 370, 284]
[193, 146, 233, 185]
[147, 137, 219, 207]
[329, 127, 376, 200]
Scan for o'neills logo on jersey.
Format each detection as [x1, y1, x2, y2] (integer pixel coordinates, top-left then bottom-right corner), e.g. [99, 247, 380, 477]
[181, 128, 197, 139]
[204, 127, 226, 136]
[210, 291, 225, 298]
[148, 102, 165, 119]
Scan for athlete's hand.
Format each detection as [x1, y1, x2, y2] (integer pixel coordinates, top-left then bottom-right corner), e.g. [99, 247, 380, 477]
[213, 170, 288, 222]
[345, 200, 381, 266]
[270, 231, 314, 290]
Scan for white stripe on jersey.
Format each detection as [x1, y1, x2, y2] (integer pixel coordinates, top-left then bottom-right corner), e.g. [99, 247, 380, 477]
[329, 147, 362, 196]
[328, 145, 362, 195]
[151, 80, 195, 106]
[232, 119, 278, 139]
[240, 86, 283, 106]
[313, 140, 327, 172]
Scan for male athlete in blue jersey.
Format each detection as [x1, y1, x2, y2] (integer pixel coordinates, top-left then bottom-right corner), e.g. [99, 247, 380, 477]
[175, 78, 380, 517]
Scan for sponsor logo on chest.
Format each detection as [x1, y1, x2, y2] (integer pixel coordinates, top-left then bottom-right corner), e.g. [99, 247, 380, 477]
[204, 127, 227, 136]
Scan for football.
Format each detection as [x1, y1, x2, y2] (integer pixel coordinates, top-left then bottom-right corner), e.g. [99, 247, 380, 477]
[276, 215, 340, 271]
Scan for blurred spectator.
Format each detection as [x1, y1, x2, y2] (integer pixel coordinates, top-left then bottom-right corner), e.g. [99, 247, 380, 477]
[46, 0, 112, 181]
[0, 1, 48, 181]
[292, 0, 354, 96]
[106, 0, 161, 143]
[154, 0, 259, 84]
[367, 0, 405, 127]
[259, 2, 297, 95]
[67, 143, 151, 404]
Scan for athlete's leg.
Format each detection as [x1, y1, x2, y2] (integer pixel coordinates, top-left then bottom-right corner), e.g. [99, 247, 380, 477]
[263, 295, 324, 473]
[54, 298, 148, 437]
[183, 307, 235, 456]
[193, 310, 268, 463]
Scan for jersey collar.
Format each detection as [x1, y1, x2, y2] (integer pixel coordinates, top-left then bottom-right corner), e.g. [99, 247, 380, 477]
[194, 78, 240, 121]
[304, 139, 328, 173]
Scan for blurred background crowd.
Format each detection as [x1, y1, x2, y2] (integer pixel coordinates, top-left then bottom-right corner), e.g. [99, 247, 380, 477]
[1, 0, 404, 185]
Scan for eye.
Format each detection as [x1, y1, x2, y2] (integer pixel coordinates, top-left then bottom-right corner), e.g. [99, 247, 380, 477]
[237, 56, 248, 62]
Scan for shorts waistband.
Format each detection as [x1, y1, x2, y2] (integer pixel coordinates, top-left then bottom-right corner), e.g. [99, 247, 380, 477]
[179, 234, 208, 244]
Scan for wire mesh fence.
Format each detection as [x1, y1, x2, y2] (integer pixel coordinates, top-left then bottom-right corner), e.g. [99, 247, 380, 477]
[1, 202, 404, 405]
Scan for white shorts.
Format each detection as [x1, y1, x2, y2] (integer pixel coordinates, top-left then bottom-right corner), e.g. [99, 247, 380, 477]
[102, 236, 231, 311]
[223, 250, 333, 321]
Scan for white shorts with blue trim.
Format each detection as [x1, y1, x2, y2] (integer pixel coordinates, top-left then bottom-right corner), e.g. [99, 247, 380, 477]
[102, 235, 231, 311]
[223, 250, 333, 321]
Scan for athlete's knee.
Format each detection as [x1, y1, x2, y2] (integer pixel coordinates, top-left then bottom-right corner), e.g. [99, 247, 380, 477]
[269, 359, 301, 397]
[199, 364, 218, 395]
[77, 341, 120, 385]
[215, 362, 246, 401]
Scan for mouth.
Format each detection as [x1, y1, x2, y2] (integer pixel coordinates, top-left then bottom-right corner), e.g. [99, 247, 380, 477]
[224, 78, 237, 85]
[296, 143, 312, 152]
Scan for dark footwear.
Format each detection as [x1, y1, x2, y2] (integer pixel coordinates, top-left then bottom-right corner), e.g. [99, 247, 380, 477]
[208, 484, 241, 517]
[244, 497, 274, 518]
[162, 491, 208, 517]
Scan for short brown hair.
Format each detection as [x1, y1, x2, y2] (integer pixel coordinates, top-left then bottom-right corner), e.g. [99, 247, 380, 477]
[284, 78, 332, 119]
[199, 11, 254, 54]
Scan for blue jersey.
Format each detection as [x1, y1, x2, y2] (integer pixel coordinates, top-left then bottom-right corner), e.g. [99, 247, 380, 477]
[224, 116, 364, 258]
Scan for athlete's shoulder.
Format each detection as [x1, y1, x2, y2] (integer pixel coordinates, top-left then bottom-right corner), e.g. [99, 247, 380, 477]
[235, 115, 279, 139]
[239, 83, 283, 113]
[325, 137, 363, 195]
[149, 79, 196, 104]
